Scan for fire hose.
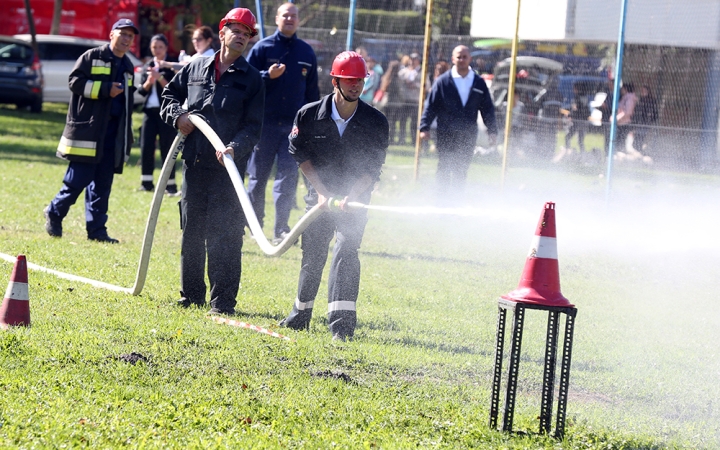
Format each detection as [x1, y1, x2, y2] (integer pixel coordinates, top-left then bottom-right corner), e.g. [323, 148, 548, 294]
[0, 114, 325, 295]
[1, 114, 505, 295]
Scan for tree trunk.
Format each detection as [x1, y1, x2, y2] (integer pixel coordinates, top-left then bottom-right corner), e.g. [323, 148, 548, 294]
[50, 0, 63, 35]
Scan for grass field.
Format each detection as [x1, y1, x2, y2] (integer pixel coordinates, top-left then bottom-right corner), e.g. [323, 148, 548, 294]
[1, 103, 719, 448]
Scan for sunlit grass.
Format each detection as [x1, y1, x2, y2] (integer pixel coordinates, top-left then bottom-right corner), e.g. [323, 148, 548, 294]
[0, 106, 719, 448]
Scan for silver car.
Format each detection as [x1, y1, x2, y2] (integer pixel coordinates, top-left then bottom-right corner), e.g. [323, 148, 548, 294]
[13, 34, 143, 105]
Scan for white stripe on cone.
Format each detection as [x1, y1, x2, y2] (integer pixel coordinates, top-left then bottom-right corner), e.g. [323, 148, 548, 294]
[528, 235, 558, 259]
[4, 281, 29, 302]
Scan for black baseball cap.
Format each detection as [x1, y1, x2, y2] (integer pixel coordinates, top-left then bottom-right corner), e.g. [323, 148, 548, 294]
[111, 18, 139, 35]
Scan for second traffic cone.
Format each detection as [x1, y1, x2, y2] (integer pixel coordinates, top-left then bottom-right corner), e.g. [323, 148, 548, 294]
[0, 255, 30, 328]
[502, 202, 574, 308]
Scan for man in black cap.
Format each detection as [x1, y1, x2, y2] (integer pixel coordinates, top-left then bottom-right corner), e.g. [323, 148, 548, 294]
[44, 18, 139, 243]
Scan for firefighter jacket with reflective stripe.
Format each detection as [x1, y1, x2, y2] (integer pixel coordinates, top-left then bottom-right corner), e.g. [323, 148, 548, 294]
[56, 44, 136, 174]
[160, 53, 265, 170]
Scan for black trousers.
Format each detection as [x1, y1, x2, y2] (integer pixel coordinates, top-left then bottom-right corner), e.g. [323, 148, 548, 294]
[565, 121, 587, 152]
[282, 208, 368, 337]
[435, 133, 477, 198]
[179, 165, 245, 312]
[141, 107, 177, 189]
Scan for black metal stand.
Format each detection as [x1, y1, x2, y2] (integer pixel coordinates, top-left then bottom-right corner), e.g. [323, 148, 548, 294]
[489, 298, 577, 439]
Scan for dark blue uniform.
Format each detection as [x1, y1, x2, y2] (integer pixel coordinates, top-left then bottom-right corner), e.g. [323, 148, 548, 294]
[247, 30, 319, 240]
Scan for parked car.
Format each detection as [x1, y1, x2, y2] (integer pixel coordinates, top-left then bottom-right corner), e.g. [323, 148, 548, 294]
[491, 56, 607, 157]
[0, 35, 43, 112]
[13, 34, 143, 105]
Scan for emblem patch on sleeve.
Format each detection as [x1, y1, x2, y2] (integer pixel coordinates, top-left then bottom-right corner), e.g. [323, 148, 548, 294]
[290, 125, 299, 139]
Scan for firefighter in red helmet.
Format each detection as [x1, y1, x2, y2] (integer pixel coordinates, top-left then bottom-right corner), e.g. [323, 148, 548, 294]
[279, 51, 389, 341]
[160, 8, 264, 315]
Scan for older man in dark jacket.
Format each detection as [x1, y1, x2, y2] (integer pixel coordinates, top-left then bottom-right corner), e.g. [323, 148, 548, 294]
[161, 8, 264, 315]
[44, 19, 138, 244]
[420, 45, 497, 198]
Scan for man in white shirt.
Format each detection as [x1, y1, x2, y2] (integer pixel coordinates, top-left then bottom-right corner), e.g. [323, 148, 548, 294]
[420, 45, 497, 197]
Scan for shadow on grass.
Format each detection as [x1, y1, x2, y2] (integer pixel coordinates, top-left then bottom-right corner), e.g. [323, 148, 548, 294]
[361, 250, 485, 267]
[0, 104, 68, 163]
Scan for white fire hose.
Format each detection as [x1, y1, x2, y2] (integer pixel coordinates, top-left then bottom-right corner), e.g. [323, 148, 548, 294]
[0, 114, 324, 295]
[1, 114, 498, 295]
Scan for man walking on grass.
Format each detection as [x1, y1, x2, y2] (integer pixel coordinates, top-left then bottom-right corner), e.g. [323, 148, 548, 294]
[44, 19, 139, 243]
[419, 45, 497, 201]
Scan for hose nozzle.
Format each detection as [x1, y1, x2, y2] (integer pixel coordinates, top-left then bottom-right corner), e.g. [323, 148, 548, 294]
[327, 197, 343, 212]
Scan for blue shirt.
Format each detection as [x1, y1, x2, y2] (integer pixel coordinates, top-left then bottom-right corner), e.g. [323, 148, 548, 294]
[248, 30, 319, 123]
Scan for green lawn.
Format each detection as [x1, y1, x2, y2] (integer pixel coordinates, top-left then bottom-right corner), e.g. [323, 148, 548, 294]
[0, 103, 719, 448]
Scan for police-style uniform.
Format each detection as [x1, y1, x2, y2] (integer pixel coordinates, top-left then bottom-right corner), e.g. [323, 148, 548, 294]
[46, 44, 135, 240]
[281, 94, 389, 338]
[246, 30, 319, 240]
[161, 53, 264, 313]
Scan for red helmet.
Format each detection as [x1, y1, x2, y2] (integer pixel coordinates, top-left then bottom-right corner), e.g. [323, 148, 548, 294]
[219, 8, 258, 37]
[329, 51, 368, 79]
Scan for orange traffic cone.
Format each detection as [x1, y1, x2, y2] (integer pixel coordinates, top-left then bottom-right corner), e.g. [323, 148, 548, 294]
[502, 202, 574, 308]
[1, 255, 30, 328]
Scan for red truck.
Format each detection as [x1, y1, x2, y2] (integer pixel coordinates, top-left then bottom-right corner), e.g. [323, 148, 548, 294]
[0, 0, 201, 58]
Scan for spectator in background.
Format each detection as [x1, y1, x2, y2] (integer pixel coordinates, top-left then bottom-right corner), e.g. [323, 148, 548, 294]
[360, 55, 381, 104]
[247, 2, 319, 245]
[563, 83, 590, 154]
[178, 26, 216, 63]
[137, 34, 179, 195]
[632, 84, 658, 152]
[376, 60, 402, 138]
[397, 53, 422, 144]
[355, 46, 383, 78]
[599, 78, 615, 155]
[354, 46, 384, 107]
[43, 19, 139, 244]
[419, 45, 497, 199]
[615, 83, 637, 150]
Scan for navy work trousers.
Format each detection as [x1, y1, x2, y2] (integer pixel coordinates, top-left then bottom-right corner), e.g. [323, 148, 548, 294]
[282, 209, 368, 338]
[436, 143, 475, 196]
[47, 117, 119, 239]
[246, 122, 299, 238]
[179, 164, 245, 312]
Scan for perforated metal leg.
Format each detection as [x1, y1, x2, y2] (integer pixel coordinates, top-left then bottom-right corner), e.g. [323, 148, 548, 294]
[554, 311, 576, 439]
[540, 311, 560, 434]
[489, 307, 508, 429]
[502, 304, 525, 432]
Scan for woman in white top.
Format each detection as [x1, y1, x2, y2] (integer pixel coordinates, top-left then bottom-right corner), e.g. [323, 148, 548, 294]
[181, 25, 215, 62]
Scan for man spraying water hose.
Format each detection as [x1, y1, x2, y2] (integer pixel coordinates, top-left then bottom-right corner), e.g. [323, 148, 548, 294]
[278, 51, 389, 341]
[160, 8, 264, 315]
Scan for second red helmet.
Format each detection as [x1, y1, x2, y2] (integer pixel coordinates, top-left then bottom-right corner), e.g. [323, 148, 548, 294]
[219, 8, 258, 37]
[329, 51, 368, 79]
